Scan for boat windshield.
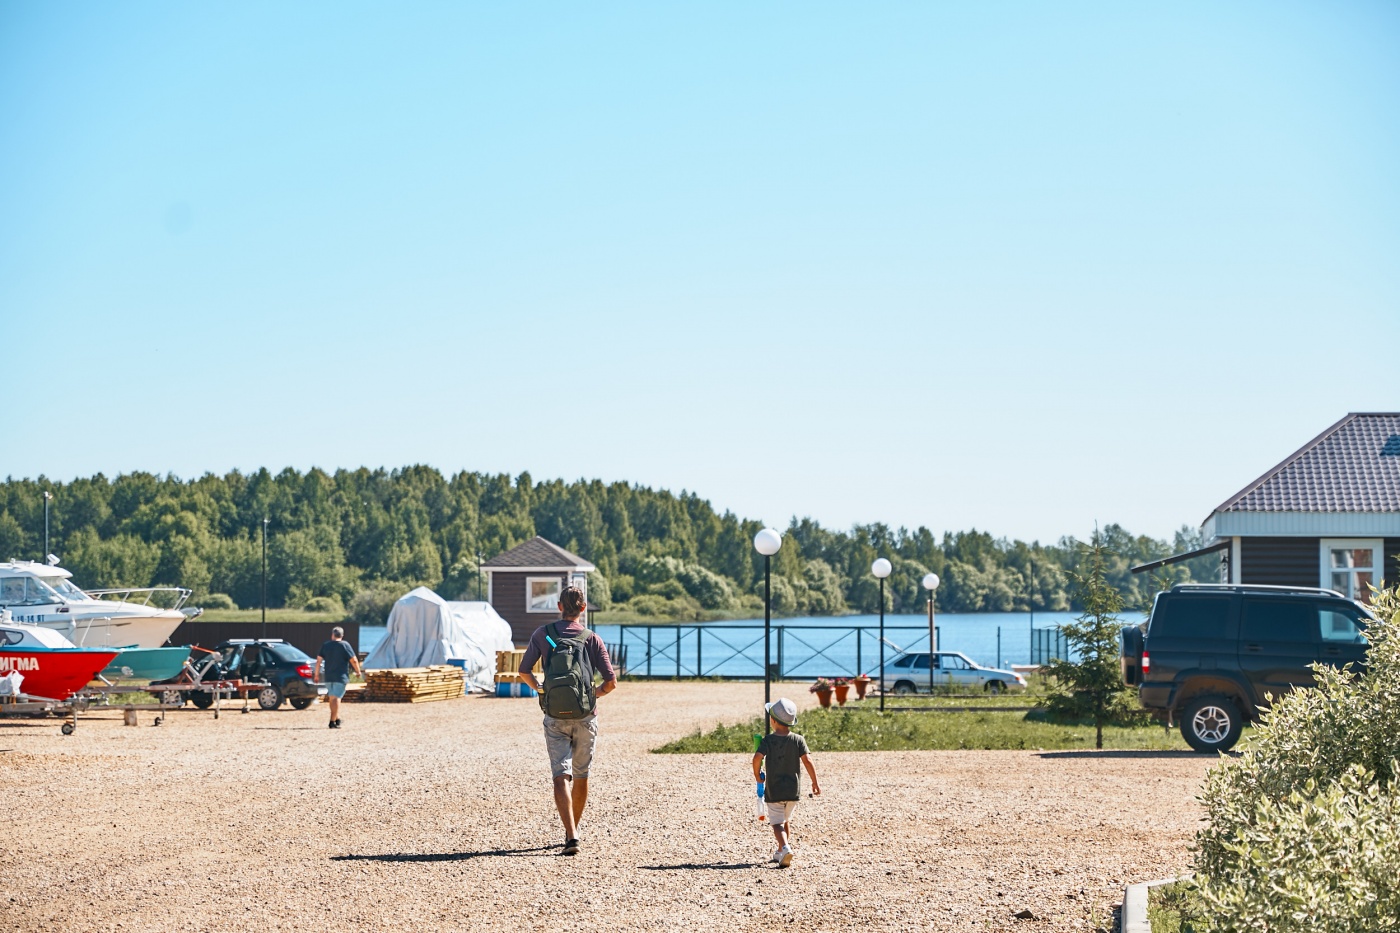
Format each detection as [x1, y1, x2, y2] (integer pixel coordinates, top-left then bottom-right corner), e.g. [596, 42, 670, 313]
[0, 576, 64, 606]
[41, 577, 89, 602]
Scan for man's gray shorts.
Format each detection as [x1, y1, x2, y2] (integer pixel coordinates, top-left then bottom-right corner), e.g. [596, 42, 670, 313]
[543, 714, 598, 779]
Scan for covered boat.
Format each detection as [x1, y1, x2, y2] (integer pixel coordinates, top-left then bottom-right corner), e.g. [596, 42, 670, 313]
[0, 560, 197, 649]
[0, 619, 118, 700]
[364, 588, 514, 692]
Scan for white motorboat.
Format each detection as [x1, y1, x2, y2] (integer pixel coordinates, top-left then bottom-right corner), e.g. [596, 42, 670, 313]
[0, 560, 201, 649]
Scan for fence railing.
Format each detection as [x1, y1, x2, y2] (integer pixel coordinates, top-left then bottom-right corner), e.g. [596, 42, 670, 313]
[1030, 625, 1069, 666]
[607, 624, 938, 680]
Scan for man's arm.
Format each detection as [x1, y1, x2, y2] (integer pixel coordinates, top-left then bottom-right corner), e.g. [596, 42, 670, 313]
[801, 753, 821, 796]
[350, 645, 364, 678]
[588, 632, 618, 697]
[518, 635, 543, 693]
[315, 655, 324, 682]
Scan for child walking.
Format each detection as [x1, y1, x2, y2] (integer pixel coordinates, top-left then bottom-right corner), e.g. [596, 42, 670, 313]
[751, 698, 821, 867]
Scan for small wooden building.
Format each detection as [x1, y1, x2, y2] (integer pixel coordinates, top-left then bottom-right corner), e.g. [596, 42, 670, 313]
[482, 536, 597, 645]
[1200, 412, 1400, 600]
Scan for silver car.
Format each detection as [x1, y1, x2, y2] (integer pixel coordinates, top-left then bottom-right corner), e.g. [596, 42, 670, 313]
[879, 651, 1027, 695]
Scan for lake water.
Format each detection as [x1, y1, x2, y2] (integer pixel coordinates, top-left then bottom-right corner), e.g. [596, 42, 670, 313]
[360, 610, 1083, 678]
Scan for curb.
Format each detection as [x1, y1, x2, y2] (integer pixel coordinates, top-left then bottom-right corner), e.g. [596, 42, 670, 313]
[1121, 876, 1186, 933]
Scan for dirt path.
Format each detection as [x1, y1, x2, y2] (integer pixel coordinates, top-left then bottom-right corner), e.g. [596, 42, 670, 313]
[1, 683, 1212, 932]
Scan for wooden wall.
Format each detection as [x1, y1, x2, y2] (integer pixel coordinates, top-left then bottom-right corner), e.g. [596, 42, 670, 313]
[167, 620, 359, 658]
[490, 571, 568, 645]
[1239, 537, 1318, 586]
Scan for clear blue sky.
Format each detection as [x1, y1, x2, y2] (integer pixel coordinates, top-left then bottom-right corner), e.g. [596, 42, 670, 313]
[2, 3, 1397, 543]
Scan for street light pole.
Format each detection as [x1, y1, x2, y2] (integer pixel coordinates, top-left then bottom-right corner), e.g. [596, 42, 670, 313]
[754, 528, 783, 735]
[42, 491, 53, 560]
[872, 558, 892, 712]
[922, 573, 940, 695]
[261, 517, 269, 638]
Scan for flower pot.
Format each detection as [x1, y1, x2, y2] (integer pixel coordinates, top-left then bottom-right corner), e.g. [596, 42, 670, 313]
[834, 684, 850, 706]
[815, 687, 833, 709]
[853, 677, 870, 700]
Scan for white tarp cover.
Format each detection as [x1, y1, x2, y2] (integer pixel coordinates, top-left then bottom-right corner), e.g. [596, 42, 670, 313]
[363, 587, 514, 693]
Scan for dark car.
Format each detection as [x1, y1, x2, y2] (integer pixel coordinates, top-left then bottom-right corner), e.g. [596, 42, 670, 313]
[157, 638, 327, 710]
[1121, 583, 1370, 752]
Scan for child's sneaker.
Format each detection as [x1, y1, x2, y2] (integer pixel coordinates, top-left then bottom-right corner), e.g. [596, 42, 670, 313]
[777, 845, 793, 867]
[770, 848, 783, 864]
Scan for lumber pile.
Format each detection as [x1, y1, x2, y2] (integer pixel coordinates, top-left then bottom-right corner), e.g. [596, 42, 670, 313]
[361, 666, 465, 703]
[341, 682, 367, 703]
[494, 649, 540, 685]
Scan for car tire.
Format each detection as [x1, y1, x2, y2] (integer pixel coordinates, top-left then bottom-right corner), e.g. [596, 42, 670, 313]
[189, 692, 214, 709]
[893, 681, 916, 695]
[985, 681, 1004, 695]
[288, 696, 314, 710]
[257, 685, 284, 710]
[1180, 695, 1243, 753]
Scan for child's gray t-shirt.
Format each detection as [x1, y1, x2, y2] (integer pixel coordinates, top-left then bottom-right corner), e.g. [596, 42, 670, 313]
[757, 731, 810, 802]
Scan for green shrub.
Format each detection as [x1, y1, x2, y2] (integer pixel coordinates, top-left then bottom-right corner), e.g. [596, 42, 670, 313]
[347, 581, 408, 628]
[303, 595, 344, 614]
[194, 592, 237, 610]
[586, 572, 611, 610]
[1191, 585, 1400, 931]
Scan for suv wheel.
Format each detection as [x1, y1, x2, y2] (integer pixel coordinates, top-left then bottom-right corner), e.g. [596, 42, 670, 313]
[893, 681, 916, 695]
[288, 696, 314, 710]
[257, 685, 284, 710]
[1180, 695, 1243, 753]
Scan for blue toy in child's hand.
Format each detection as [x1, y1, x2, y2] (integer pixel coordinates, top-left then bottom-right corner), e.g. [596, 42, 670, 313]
[755, 770, 766, 822]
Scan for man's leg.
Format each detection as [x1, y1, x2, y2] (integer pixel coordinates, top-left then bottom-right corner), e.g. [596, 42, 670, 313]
[552, 776, 577, 839]
[328, 695, 341, 723]
[569, 718, 598, 833]
[571, 777, 588, 827]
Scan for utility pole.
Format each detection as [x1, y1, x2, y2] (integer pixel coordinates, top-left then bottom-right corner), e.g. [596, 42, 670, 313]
[42, 491, 53, 559]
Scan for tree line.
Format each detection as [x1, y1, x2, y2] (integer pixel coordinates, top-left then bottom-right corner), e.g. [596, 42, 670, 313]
[0, 468, 1220, 619]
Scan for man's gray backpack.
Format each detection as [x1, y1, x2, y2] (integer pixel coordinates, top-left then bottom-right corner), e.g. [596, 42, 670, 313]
[540, 622, 596, 719]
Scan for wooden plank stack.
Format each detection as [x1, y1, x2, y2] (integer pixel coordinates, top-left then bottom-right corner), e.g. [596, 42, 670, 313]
[494, 649, 539, 685]
[341, 682, 367, 703]
[361, 666, 465, 703]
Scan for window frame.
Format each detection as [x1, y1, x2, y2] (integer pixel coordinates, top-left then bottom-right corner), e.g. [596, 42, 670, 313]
[1319, 538, 1383, 602]
[525, 576, 563, 614]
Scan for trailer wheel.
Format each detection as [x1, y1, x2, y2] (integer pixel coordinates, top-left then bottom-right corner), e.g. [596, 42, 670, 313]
[257, 685, 284, 710]
[61, 722, 75, 735]
[288, 697, 314, 710]
[160, 688, 184, 707]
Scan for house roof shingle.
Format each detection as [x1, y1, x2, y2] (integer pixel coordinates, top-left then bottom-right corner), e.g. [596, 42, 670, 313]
[481, 536, 596, 571]
[1212, 412, 1400, 515]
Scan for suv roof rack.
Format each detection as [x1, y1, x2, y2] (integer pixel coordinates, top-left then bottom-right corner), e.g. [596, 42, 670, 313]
[1169, 583, 1347, 599]
[225, 638, 288, 645]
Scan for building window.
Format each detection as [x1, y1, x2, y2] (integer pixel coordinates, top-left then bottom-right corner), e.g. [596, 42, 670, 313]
[526, 576, 561, 613]
[1320, 539, 1382, 603]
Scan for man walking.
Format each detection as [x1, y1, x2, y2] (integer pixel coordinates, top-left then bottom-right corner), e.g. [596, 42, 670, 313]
[519, 585, 616, 856]
[316, 626, 364, 730]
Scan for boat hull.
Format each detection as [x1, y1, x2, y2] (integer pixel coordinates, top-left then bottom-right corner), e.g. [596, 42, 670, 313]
[100, 646, 192, 682]
[0, 648, 119, 700]
[38, 612, 184, 650]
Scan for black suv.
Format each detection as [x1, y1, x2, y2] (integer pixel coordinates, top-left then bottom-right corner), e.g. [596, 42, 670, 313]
[157, 639, 326, 710]
[1121, 584, 1370, 752]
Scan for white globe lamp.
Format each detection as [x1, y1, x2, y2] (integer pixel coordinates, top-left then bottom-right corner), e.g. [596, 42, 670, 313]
[753, 527, 783, 731]
[922, 572, 940, 591]
[871, 558, 892, 579]
[753, 528, 783, 556]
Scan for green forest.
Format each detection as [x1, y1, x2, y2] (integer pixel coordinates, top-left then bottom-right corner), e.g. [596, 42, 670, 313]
[0, 468, 1220, 621]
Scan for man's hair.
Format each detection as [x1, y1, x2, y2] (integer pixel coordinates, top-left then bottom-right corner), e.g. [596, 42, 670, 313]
[559, 586, 587, 617]
[331, 626, 344, 638]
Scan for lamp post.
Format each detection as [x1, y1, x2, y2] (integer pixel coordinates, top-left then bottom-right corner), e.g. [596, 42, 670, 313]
[754, 528, 783, 734]
[872, 558, 892, 712]
[922, 572, 940, 694]
[42, 491, 53, 560]
[260, 517, 269, 638]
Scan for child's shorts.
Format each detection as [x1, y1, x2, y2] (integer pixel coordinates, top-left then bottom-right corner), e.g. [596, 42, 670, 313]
[766, 799, 798, 825]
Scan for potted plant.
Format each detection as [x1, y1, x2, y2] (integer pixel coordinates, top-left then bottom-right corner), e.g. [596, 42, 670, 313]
[832, 677, 850, 706]
[809, 677, 834, 708]
[853, 673, 871, 700]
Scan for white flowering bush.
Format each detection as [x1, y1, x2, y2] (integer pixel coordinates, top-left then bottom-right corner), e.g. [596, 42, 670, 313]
[1191, 585, 1400, 931]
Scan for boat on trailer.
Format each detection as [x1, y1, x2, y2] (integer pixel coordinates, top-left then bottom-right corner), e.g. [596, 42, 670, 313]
[0, 619, 118, 701]
[0, 560, 201, 649]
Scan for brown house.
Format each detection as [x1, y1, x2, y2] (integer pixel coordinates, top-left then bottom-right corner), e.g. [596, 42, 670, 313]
[482, 536, 597, 645]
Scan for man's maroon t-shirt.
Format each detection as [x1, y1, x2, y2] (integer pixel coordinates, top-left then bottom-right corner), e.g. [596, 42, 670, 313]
[518, 618, 616, 683]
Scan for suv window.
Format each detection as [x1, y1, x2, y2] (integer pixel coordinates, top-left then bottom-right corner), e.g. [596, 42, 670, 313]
[264, 643, 311, 662]
[1318, 603, 1367, 644]
[1241, 598, 1315, 642]
[892, 655, 914, 669]
[1152, 596, 1232, 638]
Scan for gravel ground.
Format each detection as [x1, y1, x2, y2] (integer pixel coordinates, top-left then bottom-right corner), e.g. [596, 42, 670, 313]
[1, 683, 1212, 932]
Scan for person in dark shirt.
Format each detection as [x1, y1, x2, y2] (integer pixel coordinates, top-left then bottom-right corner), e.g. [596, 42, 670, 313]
[751, 698, 821, 867]
[316, 626, 363, 730]
[519, 585, 617, 856]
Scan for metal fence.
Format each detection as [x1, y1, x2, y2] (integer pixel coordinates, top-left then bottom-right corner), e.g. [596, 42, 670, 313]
[608, 624, 938, 680]
[1030, 625, 1069, 665]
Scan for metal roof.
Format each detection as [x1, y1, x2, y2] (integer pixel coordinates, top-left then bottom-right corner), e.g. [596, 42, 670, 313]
[1211, 412, 1400, 515]
[481, 536, 596, 572]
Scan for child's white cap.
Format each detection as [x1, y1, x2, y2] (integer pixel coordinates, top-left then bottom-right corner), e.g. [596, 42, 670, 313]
[766, 698, 797, 726]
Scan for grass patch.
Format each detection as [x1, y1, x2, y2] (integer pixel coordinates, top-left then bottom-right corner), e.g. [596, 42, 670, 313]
[191, 609, 346, 624]
[654, 706, 1191, 753]
[1148, 880, 1202, 932]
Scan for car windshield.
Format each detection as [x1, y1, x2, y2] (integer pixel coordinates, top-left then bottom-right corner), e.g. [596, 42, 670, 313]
[41, 577, 89, 602]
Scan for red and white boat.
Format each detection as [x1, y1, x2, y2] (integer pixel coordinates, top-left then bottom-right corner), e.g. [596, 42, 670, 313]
[0, 619, 118, 701]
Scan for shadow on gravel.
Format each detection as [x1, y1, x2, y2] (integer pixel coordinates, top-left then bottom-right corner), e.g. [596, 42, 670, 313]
[1036, 750, 1206, 759]
[641, 862, 755, 871]
[332, 845, 558, 863]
